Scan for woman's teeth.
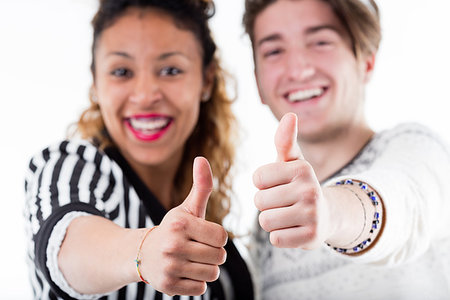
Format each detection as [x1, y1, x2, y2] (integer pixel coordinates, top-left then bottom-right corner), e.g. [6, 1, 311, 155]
[129, 117, 170, 132]
[288, 88, 324, 102]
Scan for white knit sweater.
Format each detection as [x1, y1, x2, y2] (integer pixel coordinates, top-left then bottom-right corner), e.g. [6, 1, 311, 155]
[250, 123, 450, 300]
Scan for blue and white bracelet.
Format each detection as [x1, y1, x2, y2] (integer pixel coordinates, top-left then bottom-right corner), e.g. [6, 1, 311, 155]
[327, 179, 382, 254]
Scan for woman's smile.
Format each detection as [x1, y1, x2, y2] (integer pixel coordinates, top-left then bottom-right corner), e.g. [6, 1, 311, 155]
[124, 114, 173, 141]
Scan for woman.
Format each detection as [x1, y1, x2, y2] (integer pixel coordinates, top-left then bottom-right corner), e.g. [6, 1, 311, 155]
[24, 0, 253, 299]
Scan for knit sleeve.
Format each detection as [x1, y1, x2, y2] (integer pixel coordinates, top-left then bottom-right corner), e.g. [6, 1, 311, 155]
[327, 124, 450, 266]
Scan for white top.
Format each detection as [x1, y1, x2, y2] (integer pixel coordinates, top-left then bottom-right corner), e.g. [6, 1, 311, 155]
[250, 123, 450, 300]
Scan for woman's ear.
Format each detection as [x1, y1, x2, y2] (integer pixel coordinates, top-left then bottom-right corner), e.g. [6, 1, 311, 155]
[90, 86, 99, 103]
[201, 63, 215, 102]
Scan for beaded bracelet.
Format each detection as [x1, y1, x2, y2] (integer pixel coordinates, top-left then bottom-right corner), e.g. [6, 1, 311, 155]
[327, 179, 381, 254]
[135, 226, 158, 284]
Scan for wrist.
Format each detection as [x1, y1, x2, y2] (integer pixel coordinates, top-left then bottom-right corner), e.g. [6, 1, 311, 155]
[323, 186, 366, 247]
[326, 179, 384, 255]
[121, 228, 149, 284]
[134, 226, 158, 285]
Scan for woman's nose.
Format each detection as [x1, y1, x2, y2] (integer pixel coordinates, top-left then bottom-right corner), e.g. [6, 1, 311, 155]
[129, 72, 163, 107]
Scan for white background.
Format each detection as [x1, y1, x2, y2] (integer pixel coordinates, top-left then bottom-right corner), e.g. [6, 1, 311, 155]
[1, 0, 449, 298]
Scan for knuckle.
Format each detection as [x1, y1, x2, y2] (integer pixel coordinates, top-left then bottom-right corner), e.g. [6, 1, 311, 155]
[254, 191, 263, 210]
[304, 205, 318, 221]
[258, 212, 271, 232]
[304, 226, 318, 242]
[168, 218, 188, 233]
[160, 277, 177, 293]
[209, 266, 220, 281]
[217, 248, 227, 264]
[269, 231, 281, 247]
[295, 161, 313, 178]
[162, 261, 179, 277]
[252, 170, 263, 188]
[217, 227, 228, 246]
[162, 239, 183, 255]
[291, 161, 302, 177]
[194, 282, 207, 295]
[303, 187, 320, 205]
[213, 248, 227, 265]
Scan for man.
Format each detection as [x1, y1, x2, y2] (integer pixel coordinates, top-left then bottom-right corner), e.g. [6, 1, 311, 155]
[243, 0, 450, 298]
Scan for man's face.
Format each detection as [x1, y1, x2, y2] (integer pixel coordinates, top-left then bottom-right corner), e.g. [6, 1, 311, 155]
[253, 0, 373, 143]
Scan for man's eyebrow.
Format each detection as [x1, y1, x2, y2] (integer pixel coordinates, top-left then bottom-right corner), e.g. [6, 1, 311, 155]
[257, 33, 282, 48]
[257, 25, 341, 48]
[305, 25, 341, 35]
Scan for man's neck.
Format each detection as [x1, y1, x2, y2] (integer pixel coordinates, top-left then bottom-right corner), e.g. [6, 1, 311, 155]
[301, 123, 374, 182]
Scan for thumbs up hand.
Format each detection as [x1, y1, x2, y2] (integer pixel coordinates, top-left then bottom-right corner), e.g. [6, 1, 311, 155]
[140, 157, 228, 296]
[253, 113, 332, 249]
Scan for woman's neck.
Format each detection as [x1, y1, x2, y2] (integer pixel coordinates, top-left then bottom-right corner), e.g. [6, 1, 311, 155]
[127, 153, 183, 211]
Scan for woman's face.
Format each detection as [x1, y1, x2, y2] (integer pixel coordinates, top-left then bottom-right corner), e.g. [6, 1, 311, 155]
[94, 8, 211, 171]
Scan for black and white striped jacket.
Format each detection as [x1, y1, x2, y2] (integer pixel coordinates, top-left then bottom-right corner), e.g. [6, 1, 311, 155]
[24, 139, 254, 300]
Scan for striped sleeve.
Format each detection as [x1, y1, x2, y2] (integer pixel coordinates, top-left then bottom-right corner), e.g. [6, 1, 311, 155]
[24, 140, 120, 299]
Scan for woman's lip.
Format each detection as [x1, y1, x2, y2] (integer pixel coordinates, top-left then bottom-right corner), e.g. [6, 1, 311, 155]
[124, 118, 173, 141]
[127, 113, 169, 119]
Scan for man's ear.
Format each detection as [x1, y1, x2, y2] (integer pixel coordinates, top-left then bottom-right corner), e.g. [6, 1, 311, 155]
[362, 52, 377, 83]
[254, 67, 267, 105]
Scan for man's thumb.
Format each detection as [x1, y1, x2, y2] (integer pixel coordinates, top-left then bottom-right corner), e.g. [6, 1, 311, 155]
[275, 113, 304, 162]
[181, 156, 213, 219]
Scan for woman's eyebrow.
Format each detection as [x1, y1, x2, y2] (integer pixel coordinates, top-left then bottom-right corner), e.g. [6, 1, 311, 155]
[107, 51, 133, 59]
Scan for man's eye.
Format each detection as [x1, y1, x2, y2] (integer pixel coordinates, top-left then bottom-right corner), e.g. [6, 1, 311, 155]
[160, 67, 182, 76]
[264, 48, 283, 58]
[317, 41, 331, 46]
[111, 68, 132, 78]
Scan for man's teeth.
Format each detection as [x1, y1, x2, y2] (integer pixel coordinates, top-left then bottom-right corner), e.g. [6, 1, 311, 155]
[129, 118, 170, 132]
[288, 88, 324, 102]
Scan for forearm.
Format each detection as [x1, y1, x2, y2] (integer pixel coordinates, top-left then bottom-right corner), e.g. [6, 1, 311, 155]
[58, 215, 144, 294]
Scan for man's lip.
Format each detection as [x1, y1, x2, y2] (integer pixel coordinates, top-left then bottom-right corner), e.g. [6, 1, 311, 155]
[283, 86, 328, 102]
[283, 86, 327, 98]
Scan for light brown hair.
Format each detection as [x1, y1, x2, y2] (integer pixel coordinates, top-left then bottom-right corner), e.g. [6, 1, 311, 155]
[243, 0, 381, 59]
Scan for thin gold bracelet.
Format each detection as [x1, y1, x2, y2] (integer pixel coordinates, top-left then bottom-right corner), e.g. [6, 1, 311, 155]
[135, 226, 158, 284]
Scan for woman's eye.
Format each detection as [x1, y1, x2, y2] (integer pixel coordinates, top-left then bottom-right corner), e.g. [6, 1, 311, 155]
[111, 68, 132, 78]
[160, 67, 182, 76]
